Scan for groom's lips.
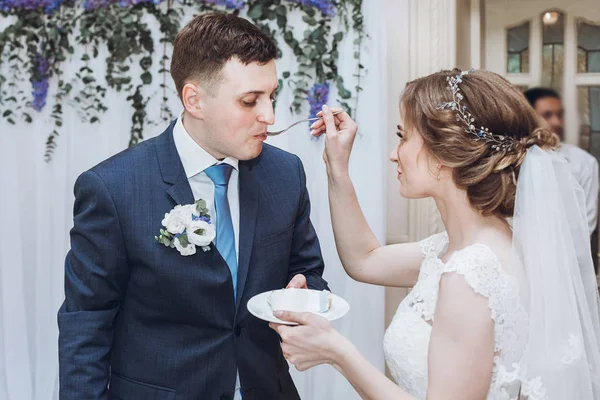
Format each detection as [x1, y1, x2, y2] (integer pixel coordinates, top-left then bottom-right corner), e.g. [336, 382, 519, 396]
[254, 132, 267, 141]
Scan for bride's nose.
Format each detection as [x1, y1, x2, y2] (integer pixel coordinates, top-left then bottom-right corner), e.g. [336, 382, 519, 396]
[389, 148, 399, 163]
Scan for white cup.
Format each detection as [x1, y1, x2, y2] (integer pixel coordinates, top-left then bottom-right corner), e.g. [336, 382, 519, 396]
[268, 288, 332, 314]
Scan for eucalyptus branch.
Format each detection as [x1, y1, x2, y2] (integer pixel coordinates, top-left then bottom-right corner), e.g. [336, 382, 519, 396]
[1, 0, 366, 159]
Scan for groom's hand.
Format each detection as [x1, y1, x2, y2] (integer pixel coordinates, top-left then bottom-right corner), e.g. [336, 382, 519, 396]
[286, 274, 307, 289]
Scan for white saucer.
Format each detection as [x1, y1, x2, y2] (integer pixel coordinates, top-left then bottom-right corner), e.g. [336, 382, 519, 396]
[247, 289, 350, 326]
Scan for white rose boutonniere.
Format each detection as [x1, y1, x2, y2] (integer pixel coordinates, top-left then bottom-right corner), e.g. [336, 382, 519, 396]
[155, 199, 215, 256]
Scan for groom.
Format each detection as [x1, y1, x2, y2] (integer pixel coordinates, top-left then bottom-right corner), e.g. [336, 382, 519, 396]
[58, 12, 328, 400]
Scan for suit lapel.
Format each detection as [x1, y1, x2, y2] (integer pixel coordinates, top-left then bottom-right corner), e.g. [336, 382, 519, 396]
[166, 173, 195, 208]
[157, 121, 249, 309]
[235, 160, 259, 312]
[155, 120, 195, 206]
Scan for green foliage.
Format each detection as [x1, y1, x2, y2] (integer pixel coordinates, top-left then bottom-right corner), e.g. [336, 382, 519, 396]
[0, 0, 365, 161]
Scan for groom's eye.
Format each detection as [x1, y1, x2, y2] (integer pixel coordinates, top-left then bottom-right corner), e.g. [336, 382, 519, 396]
[241, 100, 257, 107]
[240, 95, 260, 107]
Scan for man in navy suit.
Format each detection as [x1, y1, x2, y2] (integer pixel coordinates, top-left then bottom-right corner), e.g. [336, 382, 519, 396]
[58, 12, 328, 399]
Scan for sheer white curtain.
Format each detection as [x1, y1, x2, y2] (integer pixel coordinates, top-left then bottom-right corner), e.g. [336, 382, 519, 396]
[0, 1, 391, 399]
[272, 2, 390, 398]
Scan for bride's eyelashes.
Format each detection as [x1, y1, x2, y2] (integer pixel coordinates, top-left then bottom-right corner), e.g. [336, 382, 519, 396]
[396, 124, 405, 140]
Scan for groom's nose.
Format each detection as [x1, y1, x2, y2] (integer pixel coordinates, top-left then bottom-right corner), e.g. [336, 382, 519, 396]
[257, 101, 275, 125]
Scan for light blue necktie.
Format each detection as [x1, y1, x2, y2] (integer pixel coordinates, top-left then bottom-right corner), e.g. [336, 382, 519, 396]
[205, 164, 238, 300]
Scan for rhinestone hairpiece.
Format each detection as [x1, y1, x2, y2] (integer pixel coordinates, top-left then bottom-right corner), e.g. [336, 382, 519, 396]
[436, 68, 516, 152]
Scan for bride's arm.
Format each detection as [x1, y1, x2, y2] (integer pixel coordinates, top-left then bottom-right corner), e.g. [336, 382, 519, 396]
[425, 272, 494, 399]
[334, 272, 494, 400]
[328, 171, 423, 288]
[272, 271, 494, 400]
[315, 105, 423, 288]
[272, 311, 417, 399]
[331, 340, 417, 400]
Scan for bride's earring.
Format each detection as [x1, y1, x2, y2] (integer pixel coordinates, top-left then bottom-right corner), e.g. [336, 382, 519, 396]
[436, 164, 441, 181]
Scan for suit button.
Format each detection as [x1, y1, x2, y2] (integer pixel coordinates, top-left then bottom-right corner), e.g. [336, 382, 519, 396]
[234, 325, 242, 336]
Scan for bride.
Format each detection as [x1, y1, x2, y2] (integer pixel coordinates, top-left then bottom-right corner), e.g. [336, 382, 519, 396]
[269, 69, 600, 399]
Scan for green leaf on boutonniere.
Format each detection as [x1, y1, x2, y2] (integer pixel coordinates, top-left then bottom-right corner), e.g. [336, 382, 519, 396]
[160, 229, 173, 239]
[196, 200, 209, 215]
[178, 234, 190, 247]
[195, 199, 209, 216]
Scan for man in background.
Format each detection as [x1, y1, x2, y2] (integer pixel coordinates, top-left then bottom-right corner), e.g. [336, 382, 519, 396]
[525, 87, 599, 271]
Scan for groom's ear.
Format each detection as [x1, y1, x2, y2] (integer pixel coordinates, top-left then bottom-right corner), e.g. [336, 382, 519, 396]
[182, 82, 206, 120]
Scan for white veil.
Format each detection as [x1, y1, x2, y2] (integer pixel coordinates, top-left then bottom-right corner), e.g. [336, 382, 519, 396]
[502, 145, 600, 399]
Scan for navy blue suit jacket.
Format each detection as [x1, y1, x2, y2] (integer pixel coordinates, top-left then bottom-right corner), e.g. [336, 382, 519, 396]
[57, 122, 328, 399]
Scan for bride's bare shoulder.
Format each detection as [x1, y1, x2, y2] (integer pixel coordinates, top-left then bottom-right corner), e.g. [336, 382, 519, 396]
[469, 225, 514, 267]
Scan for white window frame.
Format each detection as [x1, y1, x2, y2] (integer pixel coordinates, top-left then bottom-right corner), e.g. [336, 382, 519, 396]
[479, 0, 600, 146]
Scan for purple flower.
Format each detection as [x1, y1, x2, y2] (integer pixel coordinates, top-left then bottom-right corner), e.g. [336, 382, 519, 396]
[192, 214, 211, 224]
[286, 0, 335, 17]
[36, 54, 51, 76]
[1, 0, 243, 11]
[83, 0, 163, 10]
[223, 0, 244, 9]
[32, 53, 50, 112]
[44, 0, 62, 13]
[32, 79, 49, 111]
[308, 82, 329, 118]
[0, 0, 65, 14]
[307, 81, 329, 136]
[83, 0, 242, 9]
[198, 0, 245, 10]
[83, 0, 110, 9]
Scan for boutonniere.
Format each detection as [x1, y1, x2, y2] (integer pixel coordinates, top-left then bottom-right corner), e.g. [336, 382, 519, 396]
[155, 199, 215, 256]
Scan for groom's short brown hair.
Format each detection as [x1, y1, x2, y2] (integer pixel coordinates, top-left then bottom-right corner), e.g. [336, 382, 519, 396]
[170, 12, 278, 97]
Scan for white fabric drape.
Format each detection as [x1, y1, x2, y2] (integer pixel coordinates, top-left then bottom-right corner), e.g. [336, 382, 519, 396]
[0, 1, 391, 399]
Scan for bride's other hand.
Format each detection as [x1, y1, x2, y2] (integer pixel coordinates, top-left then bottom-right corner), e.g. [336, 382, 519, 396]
[268, 310, 351, 371]
[311, 105, 358, 177]
[270, 313, 415, 400]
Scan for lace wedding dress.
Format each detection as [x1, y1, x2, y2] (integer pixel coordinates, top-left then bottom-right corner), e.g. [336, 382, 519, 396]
[382, 147, 600, 399]
[383, 231, 536, 400]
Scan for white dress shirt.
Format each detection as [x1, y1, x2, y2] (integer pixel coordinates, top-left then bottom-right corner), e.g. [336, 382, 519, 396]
[559, 143, 600, 235]
[172, 111, 243, 399]
[172, 111, 240, 257]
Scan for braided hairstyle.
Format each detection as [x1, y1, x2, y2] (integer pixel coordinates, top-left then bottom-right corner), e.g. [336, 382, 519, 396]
[401, 69, 558, 217]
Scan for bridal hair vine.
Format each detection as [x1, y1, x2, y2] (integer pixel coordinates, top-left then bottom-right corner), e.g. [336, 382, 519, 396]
[436, 68, 517, 152]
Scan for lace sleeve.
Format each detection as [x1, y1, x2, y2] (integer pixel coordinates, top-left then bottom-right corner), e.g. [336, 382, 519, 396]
[440, 244, 523, 356]
[418, 231, 448, 259]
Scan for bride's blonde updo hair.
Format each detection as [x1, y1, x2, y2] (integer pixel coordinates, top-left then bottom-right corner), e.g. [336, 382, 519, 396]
[401, 69, 558, 218]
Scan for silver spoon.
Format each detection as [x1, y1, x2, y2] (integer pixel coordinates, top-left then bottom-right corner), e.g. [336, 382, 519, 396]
[266, 111, 343, 136]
